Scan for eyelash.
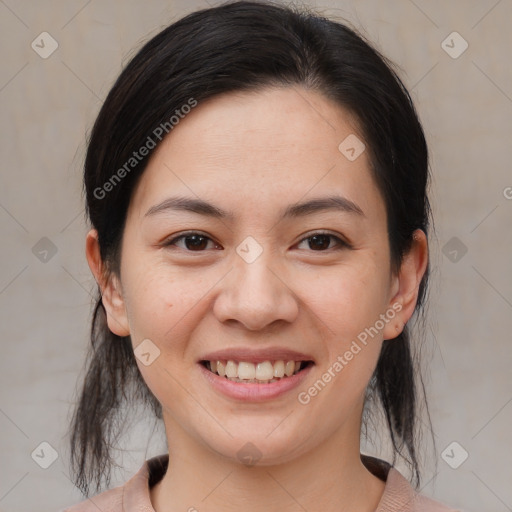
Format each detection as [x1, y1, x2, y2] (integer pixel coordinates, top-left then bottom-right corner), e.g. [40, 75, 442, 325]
[162, 230, 351, 252]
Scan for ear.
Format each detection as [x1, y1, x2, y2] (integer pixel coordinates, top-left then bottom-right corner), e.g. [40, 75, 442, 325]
[383, 229, 428, 340]
[85, 229, 130, 337]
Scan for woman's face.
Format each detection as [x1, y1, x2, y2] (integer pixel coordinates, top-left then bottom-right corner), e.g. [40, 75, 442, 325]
[91, 86, 422, 466]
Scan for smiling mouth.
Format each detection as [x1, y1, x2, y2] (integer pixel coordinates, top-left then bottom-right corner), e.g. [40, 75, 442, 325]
[200, 359, 314, 383]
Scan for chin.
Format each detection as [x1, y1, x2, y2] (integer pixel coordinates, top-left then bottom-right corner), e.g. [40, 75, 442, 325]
[205, 429, 313, 468]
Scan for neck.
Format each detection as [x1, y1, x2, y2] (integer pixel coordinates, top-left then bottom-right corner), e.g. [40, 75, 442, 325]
[150, 419, 386, 512]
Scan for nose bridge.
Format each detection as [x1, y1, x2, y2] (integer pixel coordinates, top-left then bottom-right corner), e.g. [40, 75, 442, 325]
[237, 251, 279, 300]
[213, 240, 298, 330]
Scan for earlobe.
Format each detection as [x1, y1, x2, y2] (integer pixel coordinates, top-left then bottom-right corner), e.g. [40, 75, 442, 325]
[383, 229, 428, 340]
[85, 229, 131, 337]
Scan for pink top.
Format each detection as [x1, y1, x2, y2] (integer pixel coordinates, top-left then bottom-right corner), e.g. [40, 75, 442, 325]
[61, 454, 459, 511]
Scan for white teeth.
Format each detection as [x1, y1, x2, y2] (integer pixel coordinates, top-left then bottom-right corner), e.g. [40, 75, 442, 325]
[285, 361, 295, 377]
[225, 360, 238, 378]
[207, 359, 306, 382]
[256, 361, 274, 380]
[238, 362, 256, 380]
[273, 360, 285, 378]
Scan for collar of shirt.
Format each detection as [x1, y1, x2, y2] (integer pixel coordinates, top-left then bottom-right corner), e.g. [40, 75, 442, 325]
[64, 453, 458, 512]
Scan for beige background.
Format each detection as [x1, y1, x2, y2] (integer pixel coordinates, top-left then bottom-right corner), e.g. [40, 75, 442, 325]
[1, 1, 511, 511]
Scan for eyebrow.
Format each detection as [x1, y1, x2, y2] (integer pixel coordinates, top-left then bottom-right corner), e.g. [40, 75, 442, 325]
[144, 194, 365, 220]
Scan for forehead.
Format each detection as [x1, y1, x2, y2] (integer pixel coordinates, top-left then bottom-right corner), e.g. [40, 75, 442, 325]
[127, 86, 385, 223]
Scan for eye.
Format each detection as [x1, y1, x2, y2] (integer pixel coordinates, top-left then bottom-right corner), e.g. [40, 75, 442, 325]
[163, 230, 350, 253]
[163, 232, 221, 252]
[296, 232, 350, 251]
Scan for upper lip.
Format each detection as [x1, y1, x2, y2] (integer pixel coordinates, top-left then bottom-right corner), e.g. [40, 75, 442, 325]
[199, 347, 315, 364]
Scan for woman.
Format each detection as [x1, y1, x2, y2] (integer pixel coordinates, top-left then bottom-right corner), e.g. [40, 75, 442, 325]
[62, 1, 458, 510]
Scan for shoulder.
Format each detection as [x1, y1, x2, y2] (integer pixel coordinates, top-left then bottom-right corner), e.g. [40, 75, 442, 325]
[379, 467, 460, 512]
[59, 454, 169, 512]
[58, 485, 124, 511]
[361, 455, 459, 512]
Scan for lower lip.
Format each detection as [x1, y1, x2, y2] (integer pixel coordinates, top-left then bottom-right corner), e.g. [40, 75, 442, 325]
[198, 363, 313, 402]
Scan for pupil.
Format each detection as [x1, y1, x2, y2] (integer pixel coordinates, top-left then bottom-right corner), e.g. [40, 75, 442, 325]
[185, 235, 207, 250]
[309, 235, 330, 250]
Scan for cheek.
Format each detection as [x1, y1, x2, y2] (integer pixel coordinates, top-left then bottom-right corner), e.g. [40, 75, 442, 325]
[122, 260, 223, 369]
[301, 261, 390, 341]
[296, 267, 387, 414]
[122, 262, 196, 344]
[295, 259, 389, 397]
[122, 265, 211, 402]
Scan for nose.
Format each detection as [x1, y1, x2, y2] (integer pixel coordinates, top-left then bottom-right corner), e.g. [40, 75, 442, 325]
[212, 250, 299, 331]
